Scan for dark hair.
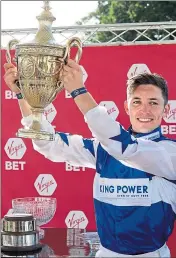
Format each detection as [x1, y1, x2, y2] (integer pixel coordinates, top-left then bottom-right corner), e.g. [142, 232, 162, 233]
[127, 73, 168, 105]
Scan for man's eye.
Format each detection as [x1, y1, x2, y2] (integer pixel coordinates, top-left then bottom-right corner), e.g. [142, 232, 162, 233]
[133, 101, 140, 104]
[150, 102, 158, 105]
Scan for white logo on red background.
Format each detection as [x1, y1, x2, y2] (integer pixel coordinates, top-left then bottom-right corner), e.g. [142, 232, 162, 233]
[65, 211, 88, 229]
[44, 103, 57, 123]
[4, 138, 27, 160]
[5, 90, 18, 99]
[34, 174, 57, 196]
[163, 100, 176, 123]
[65, 162, 86, 172]
[99, 101, 119, 120]
[127, 64, 151, 79]
[65, 65, 88, 98]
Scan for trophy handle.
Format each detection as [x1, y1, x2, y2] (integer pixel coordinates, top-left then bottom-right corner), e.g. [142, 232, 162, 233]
[6, 39, 19, 64]
[55, 38, 82, 94]
[66, 37, 82, 63]
[6, 39, 21, 89]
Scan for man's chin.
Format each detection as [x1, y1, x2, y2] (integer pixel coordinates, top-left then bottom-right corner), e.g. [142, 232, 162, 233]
[132, 125, 156, 134]
[138, 128, 153, 134]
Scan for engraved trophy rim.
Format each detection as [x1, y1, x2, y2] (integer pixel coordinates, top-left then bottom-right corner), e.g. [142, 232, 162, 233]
[15, 42, 67, 58]
[16, 42, 67, 49]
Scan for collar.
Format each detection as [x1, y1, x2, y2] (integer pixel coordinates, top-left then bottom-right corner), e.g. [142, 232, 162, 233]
[128, 126, 162, 140]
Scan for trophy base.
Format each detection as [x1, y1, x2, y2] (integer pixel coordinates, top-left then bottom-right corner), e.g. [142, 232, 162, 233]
[16, 128, 55, 141]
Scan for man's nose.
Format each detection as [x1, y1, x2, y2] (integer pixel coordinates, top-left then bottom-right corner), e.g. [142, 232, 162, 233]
[140, 104, 150, 112]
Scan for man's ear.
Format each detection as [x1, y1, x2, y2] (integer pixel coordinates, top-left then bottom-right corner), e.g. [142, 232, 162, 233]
[124, 100, 129, 115]
[162, 104, 170, 118]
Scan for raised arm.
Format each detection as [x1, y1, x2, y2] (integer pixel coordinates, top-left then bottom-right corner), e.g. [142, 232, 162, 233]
[61, 60, 176, 180]
[4, 63, 97, 169]
[22, 115, 97, 169]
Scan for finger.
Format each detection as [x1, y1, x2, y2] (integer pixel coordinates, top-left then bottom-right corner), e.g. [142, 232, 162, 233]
[62, 75, 69, 84]
[64, 73, 73, 80]
[63, 67, 78, 81]
[4, 68, 18, 76]
[4, 63, 16, 71]
[64, 65, 79, 79]
[62, 73, 73, 83]
[4, 75, 18, 85]
[4, 71, 18, 84]
[61, 72, 67, 79]
[63, 65, 73, 73]
[62, 71, 69, 76]
[67, 59, 80, 71]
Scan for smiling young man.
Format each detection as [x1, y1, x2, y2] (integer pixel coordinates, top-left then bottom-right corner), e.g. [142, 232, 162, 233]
[124, 74, 169, 134]
[4, 61, 176, 257]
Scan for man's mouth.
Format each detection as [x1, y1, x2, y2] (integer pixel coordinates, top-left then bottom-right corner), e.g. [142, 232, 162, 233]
[137, 118, 153, 122]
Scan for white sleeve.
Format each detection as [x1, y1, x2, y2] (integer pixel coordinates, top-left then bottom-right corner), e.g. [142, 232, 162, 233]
[84, 106, 176, 180]
[21, 115, 98, 169]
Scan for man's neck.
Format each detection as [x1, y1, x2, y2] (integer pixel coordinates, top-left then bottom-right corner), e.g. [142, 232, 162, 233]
[129, 126, 162, 140]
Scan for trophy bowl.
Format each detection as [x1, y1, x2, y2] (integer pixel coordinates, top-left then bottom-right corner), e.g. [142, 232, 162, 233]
[6, 1, 82, 141]
[12, 197, 57, 239]
[12, 197, 57, 225]
[16, 43, 70, 109]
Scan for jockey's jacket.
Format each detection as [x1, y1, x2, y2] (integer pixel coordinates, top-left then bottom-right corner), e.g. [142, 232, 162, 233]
[22, 105, 176, 255]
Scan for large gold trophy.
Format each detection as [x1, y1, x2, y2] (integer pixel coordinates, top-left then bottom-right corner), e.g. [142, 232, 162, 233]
[6, 1, 82, 141]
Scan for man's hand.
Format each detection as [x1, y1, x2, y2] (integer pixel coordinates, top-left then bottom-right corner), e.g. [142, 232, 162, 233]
[62, 59, 98, 115]
[63, 59, 84, 93]
[4, 63, 20, 94]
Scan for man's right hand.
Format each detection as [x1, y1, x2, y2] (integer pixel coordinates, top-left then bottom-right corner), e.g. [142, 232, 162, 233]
[4, 63, 20, 94]
[3, 63, 32, 118]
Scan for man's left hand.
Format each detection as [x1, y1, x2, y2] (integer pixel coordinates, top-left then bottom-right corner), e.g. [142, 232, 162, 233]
[62, 59, 84, 93]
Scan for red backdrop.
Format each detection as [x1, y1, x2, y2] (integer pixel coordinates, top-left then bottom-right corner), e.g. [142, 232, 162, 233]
[1, 44, 176, 256]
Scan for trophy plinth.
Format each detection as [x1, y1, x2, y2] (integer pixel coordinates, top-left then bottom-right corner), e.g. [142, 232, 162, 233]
[6, 1, 82, 141]
[17, 108, 55, 141]
[17, 129, 55, 141]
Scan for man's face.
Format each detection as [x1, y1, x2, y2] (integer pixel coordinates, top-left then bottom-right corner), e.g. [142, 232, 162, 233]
[124, 84, 169, 133]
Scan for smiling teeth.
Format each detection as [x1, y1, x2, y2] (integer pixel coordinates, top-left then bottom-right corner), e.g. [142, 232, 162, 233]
[138, 118, 152, 122]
